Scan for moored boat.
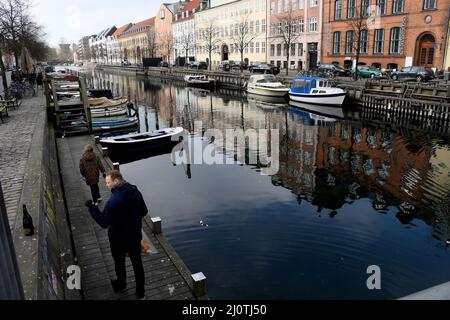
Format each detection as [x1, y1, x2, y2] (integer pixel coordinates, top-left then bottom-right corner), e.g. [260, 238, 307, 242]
[184, 75, 216, 88]
[99, 127, 184, 152]
[89, 97, 128, 109]
[289, 76, 346, 106]
[92, 116, 139, 132]
[90, 106, 129, 118]
[246, 75, 290, 97]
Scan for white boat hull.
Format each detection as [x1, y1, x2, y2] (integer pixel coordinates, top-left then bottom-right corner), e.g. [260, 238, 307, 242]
[247, 85, 289, 97]
[289, 92, 346, 106]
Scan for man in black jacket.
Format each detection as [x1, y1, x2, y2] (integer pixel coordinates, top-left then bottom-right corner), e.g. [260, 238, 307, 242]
[86, 170, 148, 300]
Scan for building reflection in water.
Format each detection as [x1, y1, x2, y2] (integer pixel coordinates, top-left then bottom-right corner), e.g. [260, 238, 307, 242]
[86, 70, 450, 245]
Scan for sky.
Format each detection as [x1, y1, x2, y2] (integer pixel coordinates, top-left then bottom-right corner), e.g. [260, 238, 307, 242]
[30, 0, 163, 47]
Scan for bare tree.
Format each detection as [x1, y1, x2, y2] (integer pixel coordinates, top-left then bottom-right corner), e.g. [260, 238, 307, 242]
[177, 30, 194, 64]
[147, 27, 157, 58]
[230, 15, 258, 71]
[0, 36, 10, 98]
[159, 32, 173, 63]
[346, 7, 369, 80]
[0, 0, 41, 70]
[271, 7, 300, 75]
[199, 20, 221, 70]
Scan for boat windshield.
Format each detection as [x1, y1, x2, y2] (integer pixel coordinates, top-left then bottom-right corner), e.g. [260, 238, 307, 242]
[256, 75, 277, 83]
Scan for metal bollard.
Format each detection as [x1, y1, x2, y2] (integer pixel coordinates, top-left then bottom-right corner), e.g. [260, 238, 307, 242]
[94, 136, 100, 144]
[191, 272, 207, 298]
[102, 147, 108, 157]
[113, 163, 120, 171]
[151, 217, 162, 234]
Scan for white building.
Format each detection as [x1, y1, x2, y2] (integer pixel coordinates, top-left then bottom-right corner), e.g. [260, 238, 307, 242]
[89, 26, 116, 64]
[106, 24, 132, 65]
[173, 0, 202, 65]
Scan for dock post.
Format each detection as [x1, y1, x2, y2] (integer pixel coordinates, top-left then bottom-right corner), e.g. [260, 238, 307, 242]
[113, 163, 120, 171]
[151, 217, 162, 234]
[191, 272, 207, 298]
[102, 147, 108, 157]
[94, 136, 100, 144]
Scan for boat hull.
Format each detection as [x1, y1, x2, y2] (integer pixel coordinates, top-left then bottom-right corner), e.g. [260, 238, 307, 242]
[247, 86, 289, 97]
[186, 81, 215, 89]
[100, 128, 184, 153]
[289, 92, 346, 106]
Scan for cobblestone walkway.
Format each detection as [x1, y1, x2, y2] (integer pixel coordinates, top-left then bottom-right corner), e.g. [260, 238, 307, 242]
[0, 93, 44, 228]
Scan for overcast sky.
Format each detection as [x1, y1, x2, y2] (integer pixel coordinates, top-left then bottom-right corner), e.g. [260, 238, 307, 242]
[30, 0, 162, 47]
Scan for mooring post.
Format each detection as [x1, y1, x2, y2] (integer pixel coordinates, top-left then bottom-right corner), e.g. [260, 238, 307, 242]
[94, 136, 100, 144]
[151, 217, 162, 234]
[102, 147, 108, 157]
[191, 272, 207, 298]
[113, 162, 120, 171]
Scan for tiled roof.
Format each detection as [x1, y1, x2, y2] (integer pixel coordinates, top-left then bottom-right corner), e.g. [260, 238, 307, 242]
[113, 23, 132, 37]
[121, 18, 155, 37]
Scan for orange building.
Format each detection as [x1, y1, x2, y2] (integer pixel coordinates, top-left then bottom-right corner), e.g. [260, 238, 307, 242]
[155, 3, 184, 63]
[322, 0, 449, 70]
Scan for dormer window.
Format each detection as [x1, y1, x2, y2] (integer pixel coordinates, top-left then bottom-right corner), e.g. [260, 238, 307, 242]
[160, 9, 165, 19]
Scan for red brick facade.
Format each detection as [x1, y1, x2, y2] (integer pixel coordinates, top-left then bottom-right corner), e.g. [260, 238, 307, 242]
[322, 0, 449, 70]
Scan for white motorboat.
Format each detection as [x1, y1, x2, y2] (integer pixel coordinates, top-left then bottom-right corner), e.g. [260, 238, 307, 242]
[184, 75, 216, 88]
[246, 75, 290, 97]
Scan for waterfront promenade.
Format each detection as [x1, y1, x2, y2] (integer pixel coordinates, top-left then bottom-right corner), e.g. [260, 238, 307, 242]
[0, 93, 44, 229]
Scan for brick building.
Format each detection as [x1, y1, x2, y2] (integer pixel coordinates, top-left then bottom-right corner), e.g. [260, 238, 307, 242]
[322, 0, 450, 70]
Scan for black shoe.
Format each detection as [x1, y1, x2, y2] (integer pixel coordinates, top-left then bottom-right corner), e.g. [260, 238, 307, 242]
[111, 280, 127, 293]
[137, 292, 146, 300]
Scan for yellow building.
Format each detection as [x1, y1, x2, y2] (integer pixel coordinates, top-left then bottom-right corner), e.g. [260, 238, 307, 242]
[119, 18, 155, 65]
[195, 0, 268, 68]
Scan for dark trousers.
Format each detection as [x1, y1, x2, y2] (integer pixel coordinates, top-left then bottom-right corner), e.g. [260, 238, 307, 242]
[89, 184, 101, 202]
[111, 242, 145, 296]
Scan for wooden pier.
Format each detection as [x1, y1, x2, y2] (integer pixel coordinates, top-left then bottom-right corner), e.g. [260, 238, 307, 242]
[57, 134, 208, 300]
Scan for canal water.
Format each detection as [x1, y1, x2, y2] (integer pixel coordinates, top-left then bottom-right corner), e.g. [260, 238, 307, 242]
[86, 70, 450, 300]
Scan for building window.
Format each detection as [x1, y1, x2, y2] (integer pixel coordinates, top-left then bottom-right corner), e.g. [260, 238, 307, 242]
[270, 24, 275, 35]
[392, 0, 404, 13]
[299, 19, 304, 32]
[333, 31, 341, 54]
[299, 0, 304, 9]
[346, 30, 354, 53]
[310, 0, 318, 7]
[347, 0, 356, 18]
[250, 42, 254, 53]
[256, 42, 260, 53]
[250, 21, 254, 34]
[277, 44, 282, 56]
[310, 17, 317, 32]
[256, 20, 260, 33]
[373, 29, 384, 53]
[361, 0, 370, 17]
[389, 27, 401, 53]
[292, 20, 297, 33]
[262, 19, 266, 32]
[292, 0, 297, 11]
[278, 22, 282, 34]
[291, 43, 296, 56]
[376, 0, 387, 15]
[271, 1, 275, 14]
[283, 44, 288, 56]
[278, 0, 282, 13]
[262, 41, 266, 53]
[335, 0, 342, 20]
[360, 30, 369, 53]
[298, 43, 303, 56]
[285, 0, 290, 12]
[423, 0, 436, 9]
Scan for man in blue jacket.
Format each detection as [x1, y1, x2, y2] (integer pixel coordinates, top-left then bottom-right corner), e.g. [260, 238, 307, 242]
[86, 170, 148, 300]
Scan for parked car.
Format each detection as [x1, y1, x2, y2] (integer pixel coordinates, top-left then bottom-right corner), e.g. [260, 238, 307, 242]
[390, 66, 435, 82]
[219, 61, 232, 71]
[352, 65, 383, 79]
[250, 63, 280, 75]
[248, 61, 262, 72]
[231, 61, 248, 71]
[190, 61, 208, 70]
[158, 61, 169, 68]
[317, 64, 351, 77]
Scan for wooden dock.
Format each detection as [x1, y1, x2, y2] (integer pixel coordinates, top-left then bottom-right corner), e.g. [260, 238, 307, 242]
[57, 134, 206, 300]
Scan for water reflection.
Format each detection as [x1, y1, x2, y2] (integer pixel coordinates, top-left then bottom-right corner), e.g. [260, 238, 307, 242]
[85, 70, 450, 299]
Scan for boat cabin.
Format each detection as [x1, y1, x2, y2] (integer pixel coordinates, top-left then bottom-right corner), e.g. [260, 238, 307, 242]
[291, 77, 333, 94]
[248, 74, 278, 85]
